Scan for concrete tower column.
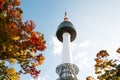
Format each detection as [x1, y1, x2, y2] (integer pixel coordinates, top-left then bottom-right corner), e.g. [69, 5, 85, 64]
[62, 32, 72, 63]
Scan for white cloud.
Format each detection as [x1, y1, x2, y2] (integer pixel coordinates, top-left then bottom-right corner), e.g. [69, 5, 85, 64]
[74, 51, 90, 69]
[79, 40, 90, 48]
[71, 42, 78, 51]
[74, 51, 88, 61]
[71, 40, 91, 69]
[50, 36, 62, 55]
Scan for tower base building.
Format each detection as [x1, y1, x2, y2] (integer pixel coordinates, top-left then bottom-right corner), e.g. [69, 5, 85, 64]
[56, 63, 79, 80]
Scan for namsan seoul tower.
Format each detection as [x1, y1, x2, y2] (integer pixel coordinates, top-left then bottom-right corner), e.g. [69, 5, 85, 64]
[56, 12, 79, 80]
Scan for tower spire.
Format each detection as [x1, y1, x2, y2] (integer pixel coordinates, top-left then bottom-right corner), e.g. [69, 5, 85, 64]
[64, 11, 68, 21]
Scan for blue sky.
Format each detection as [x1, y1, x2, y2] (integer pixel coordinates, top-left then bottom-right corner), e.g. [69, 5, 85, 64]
[20, 0, 120, 80]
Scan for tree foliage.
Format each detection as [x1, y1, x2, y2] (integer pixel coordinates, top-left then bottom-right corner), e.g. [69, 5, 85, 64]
[86, 48, 120, 80]
[90, 48, 120, 80]
[0, 0, 46, 79]
[86, 76, 95, 80]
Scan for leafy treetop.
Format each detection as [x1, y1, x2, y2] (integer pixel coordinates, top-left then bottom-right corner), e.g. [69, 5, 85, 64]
[0, 0, 46, 79]
[94, 48, 120, 80]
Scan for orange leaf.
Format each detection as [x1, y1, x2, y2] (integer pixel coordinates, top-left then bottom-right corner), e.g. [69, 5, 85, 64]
[0, 0, 5, 8]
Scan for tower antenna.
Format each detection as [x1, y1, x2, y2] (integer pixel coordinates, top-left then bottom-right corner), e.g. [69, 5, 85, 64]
[64, 11, 68, 21]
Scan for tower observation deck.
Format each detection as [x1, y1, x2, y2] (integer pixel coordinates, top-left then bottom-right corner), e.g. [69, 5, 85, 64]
[56, 12, 79, 80]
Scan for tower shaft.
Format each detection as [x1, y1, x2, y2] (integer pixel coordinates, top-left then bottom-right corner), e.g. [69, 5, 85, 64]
[62, 32, 72, 63]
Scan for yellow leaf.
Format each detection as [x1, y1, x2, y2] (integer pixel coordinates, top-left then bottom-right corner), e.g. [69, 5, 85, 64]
[8, 45, 14, 51]
[15, 52, 20, 56]
[12, 36, 20, 40]
[9, 58, 16, 64]
[39, 56, 45, 65]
